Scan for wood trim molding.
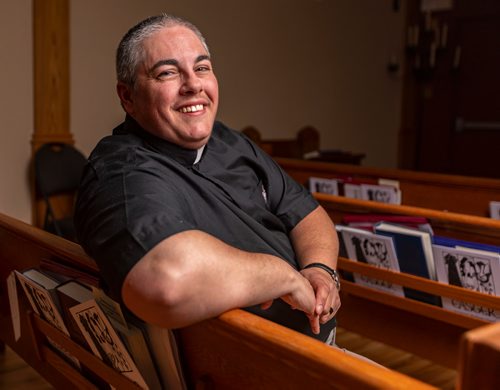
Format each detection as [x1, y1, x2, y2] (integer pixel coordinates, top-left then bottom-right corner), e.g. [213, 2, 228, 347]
[32, 0, 72, 151]
[32, 0, 72, 227]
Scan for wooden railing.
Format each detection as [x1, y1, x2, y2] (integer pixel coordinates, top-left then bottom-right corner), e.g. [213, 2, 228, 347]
[1, 211, 499, 388]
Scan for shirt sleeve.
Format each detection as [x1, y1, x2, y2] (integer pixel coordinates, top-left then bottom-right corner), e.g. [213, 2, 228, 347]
[239, 132, 319, 231]
[74, 145, 196, 301]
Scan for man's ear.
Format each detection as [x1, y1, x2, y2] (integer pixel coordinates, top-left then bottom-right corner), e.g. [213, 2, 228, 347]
[117, 82, 134, 114]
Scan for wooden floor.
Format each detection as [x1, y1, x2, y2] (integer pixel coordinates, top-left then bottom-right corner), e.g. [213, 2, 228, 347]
[336, 327, 457, 389]
[0, 329, 457, 389]
[0, 344, 53, 389]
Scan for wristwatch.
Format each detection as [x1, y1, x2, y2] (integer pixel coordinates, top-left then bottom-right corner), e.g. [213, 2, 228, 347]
[302, 262, 340, 291]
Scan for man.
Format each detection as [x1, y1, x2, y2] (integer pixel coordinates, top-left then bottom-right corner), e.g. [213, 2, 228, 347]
[75, 14, 340, 343]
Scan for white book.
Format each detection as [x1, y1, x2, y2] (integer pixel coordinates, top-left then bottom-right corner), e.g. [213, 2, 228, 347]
[338, 225, 404, 297]
[489, 201, 500, 220]
[360, 184, 401, 205]
[69, 299, 148, 389]
[308, 177, 339, 195]
[433, 245, 500, 321]
[343, 183, 362, 199]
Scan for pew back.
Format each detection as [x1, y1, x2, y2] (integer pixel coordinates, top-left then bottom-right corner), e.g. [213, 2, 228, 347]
[0, 212, 433, 389]
[277, 157, 500, 217]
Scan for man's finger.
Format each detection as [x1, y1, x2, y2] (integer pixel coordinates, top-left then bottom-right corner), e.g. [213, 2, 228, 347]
[260, 300, 273, 310]
[315, 284, 330, 315]
[308, 313, 320, 335]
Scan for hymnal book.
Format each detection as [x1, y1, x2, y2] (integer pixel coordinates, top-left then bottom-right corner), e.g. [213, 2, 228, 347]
[336, 225, 349, 259]
[94, 290, 162, 390]
[336, 225, 354, 282]
[40, 257, 101, 287]
[433, 245, 500, 321]
[378, 178, 400, 189]
[360, 184, 401, 205]
[342, 214, 433, 233]
[144, 325, 187, 390]
[338, 226, 404, 297]
[55, 280, 94, 349]
[490, 201, 500, 220]
[374, 222, 441, 306]
[69, 299, 148, 389]
[15, 269, 80, 368]
[308, 177, 339, 195]
[56, 280, 112, 389]
[343, 183, 362, 199]
[432, 235, 500, 254]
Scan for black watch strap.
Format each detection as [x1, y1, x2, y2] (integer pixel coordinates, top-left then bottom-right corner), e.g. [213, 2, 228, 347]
[302, 262, 340, 290]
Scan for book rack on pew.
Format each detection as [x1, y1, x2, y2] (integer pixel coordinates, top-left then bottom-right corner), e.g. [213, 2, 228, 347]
[276, 157, 500, 217]
[313, 193, 500, 371]
[1, 211, 500, 389]
[315, 193, 500, 245]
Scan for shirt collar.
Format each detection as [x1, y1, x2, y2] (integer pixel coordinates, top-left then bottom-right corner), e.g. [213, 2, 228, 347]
[119, 115, 205, 167]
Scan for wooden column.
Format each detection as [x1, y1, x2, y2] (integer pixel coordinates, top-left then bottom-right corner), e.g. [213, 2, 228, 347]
[32, 0, 73, 227]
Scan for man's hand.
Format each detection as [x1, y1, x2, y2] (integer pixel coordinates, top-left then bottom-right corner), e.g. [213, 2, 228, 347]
[300, 267, 340, 327]
[260, 271, 319, 331]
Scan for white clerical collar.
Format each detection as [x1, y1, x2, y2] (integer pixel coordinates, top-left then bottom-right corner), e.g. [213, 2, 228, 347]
[194, 145, 205, 165]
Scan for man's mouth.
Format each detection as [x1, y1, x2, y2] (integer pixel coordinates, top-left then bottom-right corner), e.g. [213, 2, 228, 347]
[178, 104, 204, 113]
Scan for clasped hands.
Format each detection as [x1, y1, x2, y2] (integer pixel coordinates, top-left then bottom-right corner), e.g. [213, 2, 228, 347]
[261, 266, 341, 335]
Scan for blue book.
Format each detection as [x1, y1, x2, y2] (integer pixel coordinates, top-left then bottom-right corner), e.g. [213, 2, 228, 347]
[432, 235, 500, 254]
[374, 222, 441, 306]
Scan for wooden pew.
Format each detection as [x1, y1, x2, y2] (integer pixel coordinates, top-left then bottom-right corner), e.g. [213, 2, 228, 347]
[312, 193, 500, 370]
[276, 157, 500, 217]
[0, 212, 433, 389]
[242, 126, 365, 164]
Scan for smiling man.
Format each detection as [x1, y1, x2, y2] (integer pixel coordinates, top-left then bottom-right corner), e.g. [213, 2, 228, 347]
[75, 14, 341, 344]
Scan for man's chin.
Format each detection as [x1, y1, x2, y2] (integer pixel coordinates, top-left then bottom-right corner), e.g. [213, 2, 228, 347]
[181, 134, 211, 150]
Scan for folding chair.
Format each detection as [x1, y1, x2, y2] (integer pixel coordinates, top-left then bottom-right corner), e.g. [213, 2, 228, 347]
[34, 143, 87, 241]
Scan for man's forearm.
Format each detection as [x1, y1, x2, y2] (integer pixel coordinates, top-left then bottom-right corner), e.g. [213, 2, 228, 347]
[290, 205, 339, 269]
[122, 230, 316, 329]
[290, 205, 341, 330]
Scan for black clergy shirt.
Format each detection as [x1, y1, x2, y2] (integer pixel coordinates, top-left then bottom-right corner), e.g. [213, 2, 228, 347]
[74, 116, 335, 341]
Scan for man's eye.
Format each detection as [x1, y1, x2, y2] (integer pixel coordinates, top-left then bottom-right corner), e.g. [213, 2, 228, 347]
[196, 65, 210, 72]
[157, 70, 176, 78]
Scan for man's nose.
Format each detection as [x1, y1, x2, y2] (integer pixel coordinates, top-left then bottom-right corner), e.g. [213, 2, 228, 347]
[180, 72, 202, 94]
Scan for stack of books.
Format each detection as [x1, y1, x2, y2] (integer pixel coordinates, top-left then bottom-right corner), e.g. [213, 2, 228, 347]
[14, 266, 187, 390]
[336, 217, 500, 320]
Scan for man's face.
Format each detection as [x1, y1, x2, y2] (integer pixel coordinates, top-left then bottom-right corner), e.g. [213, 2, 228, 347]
[118, 25, 219, 149]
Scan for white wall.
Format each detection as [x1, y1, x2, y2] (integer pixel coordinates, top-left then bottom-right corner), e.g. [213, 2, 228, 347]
[0, 0, 33, 223]
[1, 0, 405, 223]
[72, 0, 405, 165]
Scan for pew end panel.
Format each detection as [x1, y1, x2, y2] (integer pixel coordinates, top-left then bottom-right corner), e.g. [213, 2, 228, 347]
[457, 322, 500, 390]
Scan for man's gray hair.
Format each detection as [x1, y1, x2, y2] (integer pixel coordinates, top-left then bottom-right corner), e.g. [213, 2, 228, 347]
[116, 14, 210, 86]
